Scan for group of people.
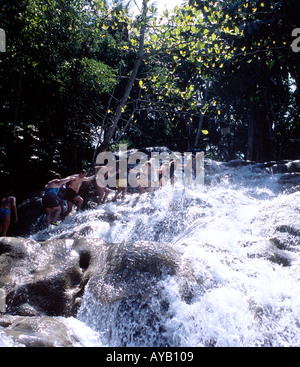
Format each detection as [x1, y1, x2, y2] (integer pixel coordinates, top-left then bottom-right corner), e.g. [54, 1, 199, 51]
[43, 157, 185, 227]
[0, 170, 94, 235]
[0, 155, 197, 234]
[42, 169, 95, 227]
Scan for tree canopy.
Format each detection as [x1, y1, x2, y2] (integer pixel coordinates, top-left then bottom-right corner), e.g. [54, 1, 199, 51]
[0, 0, 299, 196]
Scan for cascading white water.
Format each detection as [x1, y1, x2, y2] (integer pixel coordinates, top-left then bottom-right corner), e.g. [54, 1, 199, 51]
[26, 162, 300, 347]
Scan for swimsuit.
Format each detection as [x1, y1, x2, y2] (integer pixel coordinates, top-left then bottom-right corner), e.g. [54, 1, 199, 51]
[0, 208, 10, 219]
[42, 187, 60, 209]
[66, 188, 78, 202]
[45, 188, 60, 196]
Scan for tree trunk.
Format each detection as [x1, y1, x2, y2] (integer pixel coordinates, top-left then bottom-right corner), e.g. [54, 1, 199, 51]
[194, 81, 209, 150]
[185, 114, 192, 151]
[98, 0, 148, 153]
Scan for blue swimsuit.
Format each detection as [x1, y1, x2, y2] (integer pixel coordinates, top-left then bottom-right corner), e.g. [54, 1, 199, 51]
[45, 188, 60, 196]
[0, 208, 10, 219]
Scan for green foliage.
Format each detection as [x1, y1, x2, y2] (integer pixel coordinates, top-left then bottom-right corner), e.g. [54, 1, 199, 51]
[0, 0, 299, 197]
[0, 0, 121, 195]
[130, 0, 300, 160]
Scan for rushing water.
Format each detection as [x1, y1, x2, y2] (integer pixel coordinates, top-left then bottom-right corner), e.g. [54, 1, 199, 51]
[2, 161, 300, 347]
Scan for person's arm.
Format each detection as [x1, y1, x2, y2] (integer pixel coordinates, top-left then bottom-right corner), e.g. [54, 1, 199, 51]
[107, 168, 116, 178]
[56, 175, 76, 186]
[83, 175, 95, 182]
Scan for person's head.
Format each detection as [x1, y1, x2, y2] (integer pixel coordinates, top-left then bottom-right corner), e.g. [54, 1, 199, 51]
[79, 169, 87, 178]
[6, 191, 16, 198]
[53, 173, 61, 180]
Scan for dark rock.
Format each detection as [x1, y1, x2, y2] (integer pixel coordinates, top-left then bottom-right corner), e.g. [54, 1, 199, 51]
[271, 163, 288, 174]
[225, 159, 256, 168]
[266, 242, 292, 267]
[14, 195, 44, 236]
[0, 238, 105, 318]
[87, 241, 179, 304]
[255, 161, 278, 170]
[276, 225, 300, 237]
[0, 238, 35, 290]
[7, 271, 77, 316]
[0, 238, 27, 258]
[278, 173, 300, 187]
[0, 236, 190, 347]
[250, 192, 300, 263]
[287, 160, 300, 173]
[77, 241, 195, 347]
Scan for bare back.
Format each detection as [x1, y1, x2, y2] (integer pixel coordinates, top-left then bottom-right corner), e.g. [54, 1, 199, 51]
[1, 196, 15, 211]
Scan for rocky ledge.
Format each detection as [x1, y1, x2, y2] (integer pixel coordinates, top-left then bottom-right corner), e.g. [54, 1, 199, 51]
[0, 238, 193, 347]
[12, 159, 300, 237]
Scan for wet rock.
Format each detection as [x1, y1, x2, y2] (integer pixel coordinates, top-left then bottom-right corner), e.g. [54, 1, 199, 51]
[246, 239, 292, 267]
[0, 238, 37, 290]
[251, 192, 300, 261]
[287, 160, 300, 173]
[271, 163, 289, 174]
[266, 241, 292, 267]
[0, 236, 187, 347]
[0, 238, 27, 259]
[225, 160, 256, 168]
[78, 241, 191, 347]
[278, 173, 300, 188]
[0, 315, 81, 347]
[14, 195, 44, 236]
[0, 236, 183, 327]
[0, 238, 106, 318]
[86, 241, 179, 304]
[275, 225, 300, 238]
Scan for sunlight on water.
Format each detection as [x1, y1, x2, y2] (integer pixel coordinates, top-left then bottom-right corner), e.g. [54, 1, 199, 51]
[28, 164, 300, 347]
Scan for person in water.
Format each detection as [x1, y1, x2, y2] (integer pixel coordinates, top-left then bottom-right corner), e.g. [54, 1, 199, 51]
[64, 170, 95, 218]
[137, 161, 156, 195]
[94, 165, 111, 204]
[43, 173, 75, 227]
[0, 191, 18, 237]
[112, 161, 128, 202]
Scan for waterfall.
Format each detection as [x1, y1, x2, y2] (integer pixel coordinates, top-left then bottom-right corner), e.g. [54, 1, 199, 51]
[1, 160, 300, 347]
